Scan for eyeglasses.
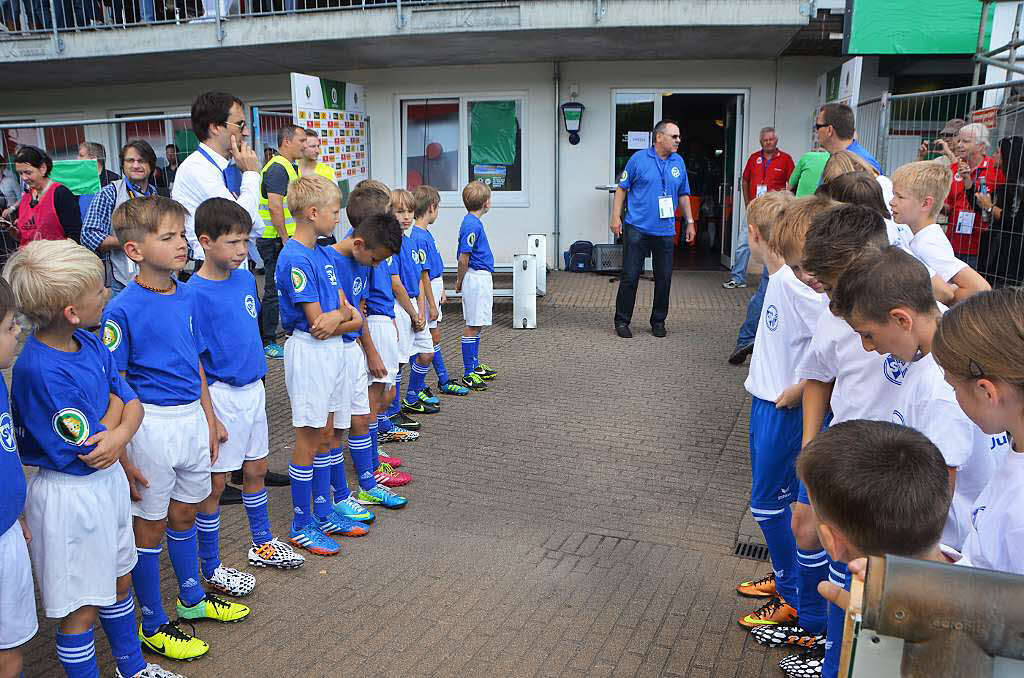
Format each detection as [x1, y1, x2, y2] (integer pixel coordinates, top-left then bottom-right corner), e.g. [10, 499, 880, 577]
[968, 358, 986, 379]
[814, 122, 832, 130]
[658, 133, 681, 140]
[225, 120, 248, 132]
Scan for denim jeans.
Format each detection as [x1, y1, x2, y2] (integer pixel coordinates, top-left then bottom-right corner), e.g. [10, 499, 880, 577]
[729, 225, 751, 284]
[614, 223, 675, 327]
[736, 267, 769, 348]
[256, 237, 283, 346]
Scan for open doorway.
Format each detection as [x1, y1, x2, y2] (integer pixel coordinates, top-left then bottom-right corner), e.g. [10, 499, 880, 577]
[612, 90, 744, 272]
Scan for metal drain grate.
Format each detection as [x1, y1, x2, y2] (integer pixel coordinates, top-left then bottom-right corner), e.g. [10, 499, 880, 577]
[734, 541, 772, 562]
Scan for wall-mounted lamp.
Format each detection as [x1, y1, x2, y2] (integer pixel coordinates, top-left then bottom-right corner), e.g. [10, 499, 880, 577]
[559, 101, 586, 145]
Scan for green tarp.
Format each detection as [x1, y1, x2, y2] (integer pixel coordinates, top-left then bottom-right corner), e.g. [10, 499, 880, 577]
[50, 159, 100, 196]
[848, 0, 995, 55]
[470, 101, 517, 166]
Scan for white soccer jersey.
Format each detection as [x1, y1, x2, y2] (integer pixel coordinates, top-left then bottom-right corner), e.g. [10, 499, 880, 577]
[946, 429, 1009, 550]
[959, 444, 1024, 575]
[745, 266, 828, 402]
[910, 224, 968, 282]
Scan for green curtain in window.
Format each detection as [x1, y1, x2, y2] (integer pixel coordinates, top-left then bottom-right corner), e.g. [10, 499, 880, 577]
[174, 129, 200, 157]
[470, 101, 516, 165]
[50, 159, 100, 196]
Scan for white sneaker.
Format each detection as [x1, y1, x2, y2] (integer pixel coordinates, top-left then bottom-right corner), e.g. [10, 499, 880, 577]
[202, 565, 256, 597]
[722, 279, 747, 289]
[116, 662, 187, 678]
[248, 537, 305, 570]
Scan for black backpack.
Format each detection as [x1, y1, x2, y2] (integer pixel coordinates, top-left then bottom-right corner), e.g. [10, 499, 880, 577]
[568, 240, 594, 272]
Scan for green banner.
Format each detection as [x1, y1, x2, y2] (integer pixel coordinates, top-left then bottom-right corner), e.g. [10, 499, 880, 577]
[51, 158, 100, 196]
[470, 101, 517, 166]
[320, 79, 347, 111]
[848, 0, 994, 55]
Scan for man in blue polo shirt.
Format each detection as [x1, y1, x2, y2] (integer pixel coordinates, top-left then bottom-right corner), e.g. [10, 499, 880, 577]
[610, 119, 695, 338]
[815, 103, 882, 172]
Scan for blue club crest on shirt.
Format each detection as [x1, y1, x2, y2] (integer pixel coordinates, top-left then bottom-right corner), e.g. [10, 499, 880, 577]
[353, 276, 364, 296]
[244, 294, 257, 319]
[325, 264, 338, 286]
[764, 305, 779, 332]
[0, 412, 15, 453]
[883, 355, 909, 385]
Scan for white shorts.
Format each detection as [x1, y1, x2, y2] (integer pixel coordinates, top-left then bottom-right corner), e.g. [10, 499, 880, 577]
[285, 330, 346, 429]
[412, 325, 433, 355]
[334, 341, 371, 430]
[462, 269, 493, 327]
[209, 380, 270, 473]
[394, 303, 415, 362]
[367, 315, 399, 385]
[127, 401, 212, 520]
[25, 463, 137, 618]
[0, 522, 37, 649]
[428, 277, 444, 329]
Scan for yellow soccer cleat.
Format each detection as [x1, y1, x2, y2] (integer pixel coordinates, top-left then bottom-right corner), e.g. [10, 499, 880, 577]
[138, 621, 209, 661]
[176, 594, 250, 623]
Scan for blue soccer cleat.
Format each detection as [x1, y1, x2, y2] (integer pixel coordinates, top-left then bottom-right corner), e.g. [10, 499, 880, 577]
[288, 523, 340, 556]
[355, 484, 408, 509]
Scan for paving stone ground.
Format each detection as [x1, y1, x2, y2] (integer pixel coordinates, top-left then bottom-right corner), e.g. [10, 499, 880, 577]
[20, 269, 792, 678]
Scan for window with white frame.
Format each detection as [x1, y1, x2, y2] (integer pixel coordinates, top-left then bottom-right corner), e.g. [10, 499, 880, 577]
[401, 94, 526, 202]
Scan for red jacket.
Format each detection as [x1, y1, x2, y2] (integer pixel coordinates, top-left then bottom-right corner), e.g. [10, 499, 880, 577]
[945, 157, 1003, 257]
[16, 181, 66, 246]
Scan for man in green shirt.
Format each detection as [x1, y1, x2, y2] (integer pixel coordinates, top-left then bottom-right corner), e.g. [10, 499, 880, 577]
[789, 149, 829, 197]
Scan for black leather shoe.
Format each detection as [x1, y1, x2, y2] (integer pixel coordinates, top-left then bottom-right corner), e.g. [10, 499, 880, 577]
[219, 484, 243, 505]
[728, 342, 755, 365]
[651, 324, 667, 338]
[615, 324, 632, 338]
[230, 469, 291, 486]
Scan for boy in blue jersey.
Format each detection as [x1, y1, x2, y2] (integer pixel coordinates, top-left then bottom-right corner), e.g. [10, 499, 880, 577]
[277, 174, 363, 557]
[382, 189, 431, 430]
[190, 198, 306, 587]
[412, 185, 469, 397]
[322, 211, 410, 520]
[0, 278, 33, 678]
[6, 240, 184, 678]
[456, 181, 498, 391]
[102, 197, 250, 662]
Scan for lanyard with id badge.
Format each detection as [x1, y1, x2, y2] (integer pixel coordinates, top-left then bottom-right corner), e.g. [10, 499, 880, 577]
[956, 210, 976, 235]
[657, 156, 676, 219]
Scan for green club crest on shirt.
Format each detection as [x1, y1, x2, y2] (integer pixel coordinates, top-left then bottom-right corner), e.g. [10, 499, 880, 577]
[291, 267, 308, 292]
[467, 233, 477, 246]
[53, 408, 89, 446]
[620, 170, 628, 182]
[102, 319, 122, 351]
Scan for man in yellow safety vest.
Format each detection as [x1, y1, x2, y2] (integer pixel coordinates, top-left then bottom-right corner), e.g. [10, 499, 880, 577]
[256, 123, 306, 358]
[297, 128, 341, 246]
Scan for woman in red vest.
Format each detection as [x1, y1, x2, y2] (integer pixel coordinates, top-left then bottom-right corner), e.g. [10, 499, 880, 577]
[8, 145, 82, 247]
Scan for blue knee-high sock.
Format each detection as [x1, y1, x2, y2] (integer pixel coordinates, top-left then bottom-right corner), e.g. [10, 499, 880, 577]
[289, 463, 313, 531]
[823, 560, 849, 678]
[56, 628, 98, 678]
[242, 489, 273, 545]
[327, 447, 347, 503]
[750, 506, 798, 605]
[461, 336, 475, 376]
[312, 454, 332, 520]
[194, 511, 221, 579]
[369, 420, 380, 469]
[387, 368, 404, 418]
[473, 335, 482, 369]
[98, 596, 146, 678]
[131, 546, 168, 635]
[376, 412, 394, 434]
[432, 343, 449, 385]
[406, 358, 429, 403]
[797, 548, 829, 635]
[349, 433, 375, 491]
[166, 526, 204, 607]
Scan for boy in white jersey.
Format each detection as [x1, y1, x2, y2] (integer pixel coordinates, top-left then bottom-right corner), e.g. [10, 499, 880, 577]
[737, 193, 832, 633]
[933, 288, 1024, 575]
[190, 198, 305, 586]
[889, 161, 990, 303]
[830, 245, 1003, 549]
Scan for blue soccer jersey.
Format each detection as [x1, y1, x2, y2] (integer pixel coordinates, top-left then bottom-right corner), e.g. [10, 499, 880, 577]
[414, 226, 444, 280]
[101, 282, 204, 406]
[458, 214, 494, 272]
[275, 238, 342, 334]
[396, 232, 421, 297]
[327, 247, 370, 342]
[365, 257, 397, 317]
[189, 269, 267, 387]
[0, 377, 25, 536]
[13, 330, 138, 476]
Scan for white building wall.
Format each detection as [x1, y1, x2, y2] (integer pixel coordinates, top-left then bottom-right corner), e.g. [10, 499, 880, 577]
[2, 56, 841, 268]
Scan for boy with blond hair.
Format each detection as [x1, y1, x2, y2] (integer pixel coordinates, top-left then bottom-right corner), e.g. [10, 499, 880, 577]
[889, 161, 990, 302]
[736, 195, 832, 637]
[102, 197, 250, 661]
[276, 174, 363, 557]
[8, 239, 185, 677]
[456, 180, 497, 390]
[411, 185, 469, 396]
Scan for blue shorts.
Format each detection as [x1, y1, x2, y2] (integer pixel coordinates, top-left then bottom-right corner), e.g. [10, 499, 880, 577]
[749, 396, 803, 511]
[797, 411, 834, 506]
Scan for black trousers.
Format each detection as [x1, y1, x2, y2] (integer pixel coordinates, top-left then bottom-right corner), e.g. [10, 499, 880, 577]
[614, 223, 674, 327]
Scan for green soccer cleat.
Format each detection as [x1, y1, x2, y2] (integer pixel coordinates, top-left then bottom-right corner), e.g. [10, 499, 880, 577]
[176, 594, 250, 623]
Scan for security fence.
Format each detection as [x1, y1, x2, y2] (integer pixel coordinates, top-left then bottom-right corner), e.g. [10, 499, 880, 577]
[855, 79, 1024, 288]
